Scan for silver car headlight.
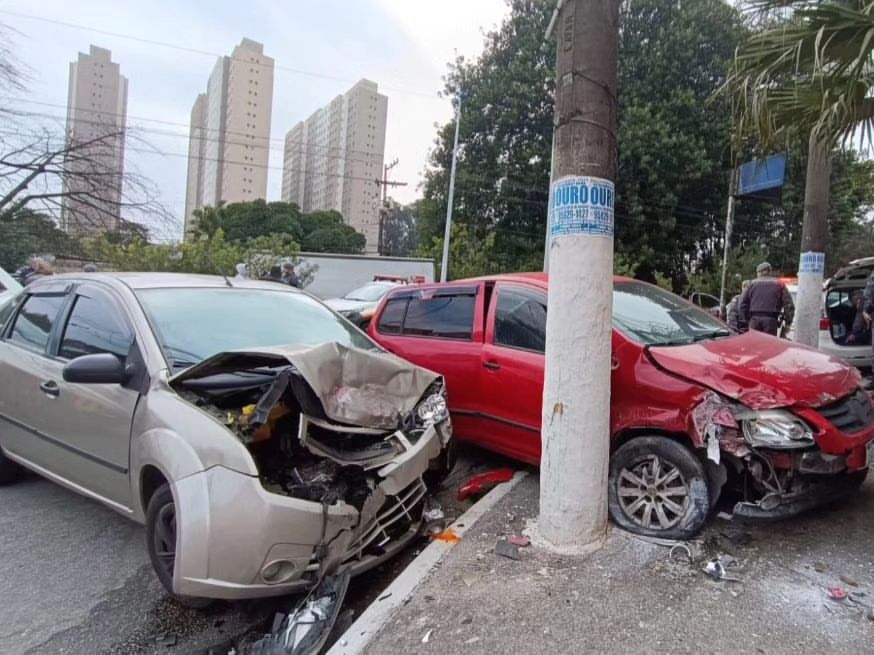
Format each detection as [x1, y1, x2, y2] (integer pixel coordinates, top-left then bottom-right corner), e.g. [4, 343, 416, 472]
[741, 410, 814, 449]
[416, 385, 449, 426]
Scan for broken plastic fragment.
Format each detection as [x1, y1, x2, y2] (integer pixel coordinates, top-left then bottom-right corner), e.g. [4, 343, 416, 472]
[457, 468, 514, 502]
[245, 570, 351, 655]
[422, 629, 434, 644]
[508, 535, 530, 547]
[828, 587, 848, 601]
[432, 528, 460, 543]
[495, 539, 521, 560]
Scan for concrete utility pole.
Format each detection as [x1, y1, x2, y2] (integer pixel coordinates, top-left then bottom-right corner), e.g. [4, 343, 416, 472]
[440, 97, 462, 282]
[375, 158, 406, 256]
[793, 134, 832, 347]
[539, 0, 618, 550]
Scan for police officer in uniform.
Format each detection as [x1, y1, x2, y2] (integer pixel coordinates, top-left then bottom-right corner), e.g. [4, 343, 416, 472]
[739, 262, 794, 336]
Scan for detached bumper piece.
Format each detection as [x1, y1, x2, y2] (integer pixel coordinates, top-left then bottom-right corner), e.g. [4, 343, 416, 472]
[246, 569, 351, 655]
[733, 475, 860, 520]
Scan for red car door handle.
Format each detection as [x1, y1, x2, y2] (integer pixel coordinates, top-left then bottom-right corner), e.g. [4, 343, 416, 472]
[483, 361, 501, 371]
[40, 380, 60, 397]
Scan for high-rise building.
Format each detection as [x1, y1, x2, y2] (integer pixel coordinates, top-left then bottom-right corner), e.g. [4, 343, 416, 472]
[61, 45, 128, 234]
[184, 38, 274, 238]
[281, 79, 387, 252]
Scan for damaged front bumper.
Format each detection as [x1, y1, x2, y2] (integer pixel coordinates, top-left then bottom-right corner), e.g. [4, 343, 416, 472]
[172, 420, 443, 600]
[732, 472, 864, 520]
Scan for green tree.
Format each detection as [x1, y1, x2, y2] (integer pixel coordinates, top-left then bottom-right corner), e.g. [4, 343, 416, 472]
[190, 202, 365, 254]
[0, 209, 79, 271]
[380, 202, 417, 257]
[91, 229, 308, 283]
[418, 0, 745, 285]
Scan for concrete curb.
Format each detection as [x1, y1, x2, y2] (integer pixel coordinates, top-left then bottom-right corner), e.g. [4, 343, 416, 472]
[326, 471, 529, 655]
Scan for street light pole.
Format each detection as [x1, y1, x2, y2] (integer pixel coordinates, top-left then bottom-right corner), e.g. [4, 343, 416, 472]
[440, 97, 462, 282]
[538, 0, 618, 550]
[718, 168, 737, 317]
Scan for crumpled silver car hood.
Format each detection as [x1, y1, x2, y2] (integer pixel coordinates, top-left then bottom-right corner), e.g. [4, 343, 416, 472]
[168, 342, 440, 430]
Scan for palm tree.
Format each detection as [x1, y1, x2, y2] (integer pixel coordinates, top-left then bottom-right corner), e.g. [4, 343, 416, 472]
[721, 0, 873, 346]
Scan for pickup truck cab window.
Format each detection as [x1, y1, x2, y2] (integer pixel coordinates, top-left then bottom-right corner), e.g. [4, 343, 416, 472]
[376, 289, 477, 341]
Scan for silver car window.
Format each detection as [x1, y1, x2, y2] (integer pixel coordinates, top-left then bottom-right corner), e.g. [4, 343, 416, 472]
[59, 294, 133, 360]
[8, 294, 66, 353]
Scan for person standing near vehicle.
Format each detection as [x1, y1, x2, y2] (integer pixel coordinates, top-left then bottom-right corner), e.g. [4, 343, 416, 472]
[24, 257, 54, 286]
[727, 280, 750, 332]
[281, 261, 301, 288]
[862, 270, 874, 345]
[739, 262, 794, 336]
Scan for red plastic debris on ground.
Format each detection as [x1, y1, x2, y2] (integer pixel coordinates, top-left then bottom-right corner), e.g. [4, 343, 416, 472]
[828, 587, 848, 601]
[508, 535, 530, 547]
[457, 468, 515, 502]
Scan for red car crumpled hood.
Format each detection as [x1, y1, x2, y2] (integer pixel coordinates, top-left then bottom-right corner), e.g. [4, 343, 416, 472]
[647, 331, 861, 409]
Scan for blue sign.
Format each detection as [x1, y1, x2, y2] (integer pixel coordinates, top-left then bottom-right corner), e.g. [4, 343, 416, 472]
[548, 176, 614, 239]
[736, 154, 787, 202]
[799, 251, 825, 274]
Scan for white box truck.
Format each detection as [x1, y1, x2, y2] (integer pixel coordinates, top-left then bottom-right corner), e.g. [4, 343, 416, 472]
[298, 252, 435, 299]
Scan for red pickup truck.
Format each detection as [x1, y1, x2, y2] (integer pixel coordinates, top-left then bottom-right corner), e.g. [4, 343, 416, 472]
[368, 273, 874, 538]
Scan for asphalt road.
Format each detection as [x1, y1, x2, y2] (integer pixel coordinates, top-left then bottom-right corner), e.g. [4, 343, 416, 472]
[0, 445, 509, 655]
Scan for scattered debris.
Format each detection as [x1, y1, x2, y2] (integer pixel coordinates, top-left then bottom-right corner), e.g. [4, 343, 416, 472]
[703, 558, 742, 582]
[669, 543, 693, 563]
[508, 535, 530, 547]
[465, 637, 481, 645]
[245, 570, 350, 655]
[461, 617, 473, 625]
[457, 468, 515, 502]
[422, 499, 447, 535]
[432, 528, 461, 543]
[827, 587, 848, 601]
[839, 574, 859, 588]
[156, 633, 178, 647]
[378, 592, 392, 601]
[720, 531, 752, 547]
[814, 561, 828, 573]
[716, 511, 734, 521]
[495, 539, 522, 561]
[422, 629, 434, 644]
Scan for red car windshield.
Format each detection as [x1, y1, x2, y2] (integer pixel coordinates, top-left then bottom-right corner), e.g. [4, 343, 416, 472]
[613, 281, 730, 346]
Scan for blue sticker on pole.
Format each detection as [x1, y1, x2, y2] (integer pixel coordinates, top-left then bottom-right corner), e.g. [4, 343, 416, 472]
[798, 251, 825, 274]
[548, 176, 614, 240]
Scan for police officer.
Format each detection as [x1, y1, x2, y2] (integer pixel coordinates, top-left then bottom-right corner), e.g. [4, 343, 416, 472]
[739, 262, 794, 336]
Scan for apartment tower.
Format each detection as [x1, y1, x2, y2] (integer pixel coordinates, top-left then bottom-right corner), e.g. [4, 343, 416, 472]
[61, 45, 128, 234]
[184, 38, 274, 238]
[281, 79, 387, 252]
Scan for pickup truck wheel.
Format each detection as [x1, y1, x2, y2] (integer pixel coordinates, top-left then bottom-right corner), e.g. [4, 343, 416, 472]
[608, 437, 710, 540]
[145, 483, 213, 609]
[0, 447, 22, 485]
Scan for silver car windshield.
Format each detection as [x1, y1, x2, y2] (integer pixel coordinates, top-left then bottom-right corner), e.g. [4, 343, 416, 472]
[613, 281, 730, 346]
[137, 287, 377, 369]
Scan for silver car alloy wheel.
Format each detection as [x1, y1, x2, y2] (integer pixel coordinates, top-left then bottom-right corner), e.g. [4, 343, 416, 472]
[617, 454, 690, 530]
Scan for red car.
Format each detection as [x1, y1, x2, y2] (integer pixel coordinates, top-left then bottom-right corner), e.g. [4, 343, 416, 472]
[368, 273, 874, 539]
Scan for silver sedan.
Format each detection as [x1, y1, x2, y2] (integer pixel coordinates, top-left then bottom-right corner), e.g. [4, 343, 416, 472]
[0, 273, 452, 605]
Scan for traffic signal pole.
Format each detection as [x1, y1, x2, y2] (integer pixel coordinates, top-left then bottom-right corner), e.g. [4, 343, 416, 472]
[538, 0, 619, 550]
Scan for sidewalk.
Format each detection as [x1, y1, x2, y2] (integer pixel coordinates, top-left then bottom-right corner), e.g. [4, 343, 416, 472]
[357, 473, 874, 654]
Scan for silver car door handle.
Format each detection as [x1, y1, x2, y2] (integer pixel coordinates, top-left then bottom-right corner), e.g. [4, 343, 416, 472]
[39, 380, 60, 397]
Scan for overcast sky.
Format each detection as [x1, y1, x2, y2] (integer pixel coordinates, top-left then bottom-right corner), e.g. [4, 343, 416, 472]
[1, 0, 508, 240]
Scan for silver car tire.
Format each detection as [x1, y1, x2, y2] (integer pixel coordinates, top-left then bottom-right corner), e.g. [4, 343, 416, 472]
[145, 483, 213, 609]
